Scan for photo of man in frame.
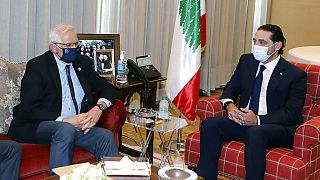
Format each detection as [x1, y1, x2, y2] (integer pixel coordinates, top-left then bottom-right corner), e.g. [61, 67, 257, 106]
[94, 49, 114, 77]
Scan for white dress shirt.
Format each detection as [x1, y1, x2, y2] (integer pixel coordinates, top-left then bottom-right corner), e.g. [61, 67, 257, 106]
[246, 56, 280, 115]
[220, 55, 281, 125]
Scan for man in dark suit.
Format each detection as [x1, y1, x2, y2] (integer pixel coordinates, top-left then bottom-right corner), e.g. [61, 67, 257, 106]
[196, 24, 307, 179]
[8, 24, 118, 171]
[0, 140, 22, 180]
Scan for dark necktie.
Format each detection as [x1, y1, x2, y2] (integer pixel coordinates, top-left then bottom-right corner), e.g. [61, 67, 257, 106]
[249, 65, 266, 115]
[65, 65, 79, 114]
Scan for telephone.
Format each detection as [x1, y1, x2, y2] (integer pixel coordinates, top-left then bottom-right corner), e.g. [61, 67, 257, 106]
[127, 56, 161, 80]
[127, 59, 146, 80]
[127, 58, 161, 103]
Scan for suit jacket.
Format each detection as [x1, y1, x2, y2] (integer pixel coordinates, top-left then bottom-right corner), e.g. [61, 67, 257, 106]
[8, 51, 117, 143]
[220, 53, 307, 135]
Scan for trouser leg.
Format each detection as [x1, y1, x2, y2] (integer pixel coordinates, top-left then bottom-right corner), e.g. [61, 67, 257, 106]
[36, 121, 76, 171]
[244, 124, 293, 180]
[0, 140, 22, 180]
[196, 117, 247, 179]
[74, 127, 118, 161]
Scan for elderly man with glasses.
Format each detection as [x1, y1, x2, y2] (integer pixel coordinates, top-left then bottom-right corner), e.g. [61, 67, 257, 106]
[8, 24, 118, 172]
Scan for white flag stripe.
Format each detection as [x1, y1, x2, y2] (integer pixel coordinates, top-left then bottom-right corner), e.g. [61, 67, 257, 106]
[200, 0, 205, 15]
[166, 0, 202, 121]
[166, 13, 201, 101]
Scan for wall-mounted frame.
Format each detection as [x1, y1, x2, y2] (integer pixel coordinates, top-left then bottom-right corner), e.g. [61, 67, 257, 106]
[77, 34, 120, 78]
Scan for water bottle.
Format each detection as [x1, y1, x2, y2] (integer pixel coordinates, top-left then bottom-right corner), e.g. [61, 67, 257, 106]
[116, 51, 127, 83]
[159, 95, 169, 119]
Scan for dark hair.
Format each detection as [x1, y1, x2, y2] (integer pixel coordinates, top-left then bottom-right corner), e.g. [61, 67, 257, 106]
[258, 24, 286, 55]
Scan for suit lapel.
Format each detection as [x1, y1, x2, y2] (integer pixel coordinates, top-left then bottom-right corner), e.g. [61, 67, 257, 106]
[242, 57, 260, 105]
[267, 58, 286, 99]
[73, 60, 90, 97]
[247, 59, 260, 89]
[47, 52, 62, 99]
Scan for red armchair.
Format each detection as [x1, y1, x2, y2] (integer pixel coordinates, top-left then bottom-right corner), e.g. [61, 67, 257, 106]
[0, 99, 126, 180]
[185, 62, 320, 179]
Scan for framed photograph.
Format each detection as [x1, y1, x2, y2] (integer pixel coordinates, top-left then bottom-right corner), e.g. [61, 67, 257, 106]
[94, 49, 115, 77]
[77, 34, 120, 77]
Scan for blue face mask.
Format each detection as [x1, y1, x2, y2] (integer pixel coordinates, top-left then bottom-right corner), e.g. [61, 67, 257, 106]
[60, 47, 79, 63]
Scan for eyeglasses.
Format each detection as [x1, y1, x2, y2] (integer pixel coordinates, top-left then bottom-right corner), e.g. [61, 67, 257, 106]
[54, 41, 81, 48]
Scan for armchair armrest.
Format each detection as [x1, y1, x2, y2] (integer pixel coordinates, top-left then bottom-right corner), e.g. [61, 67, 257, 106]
[293, 116, 320, 161]
[96, 99, 126, 133]
[195, 95, 227, 123]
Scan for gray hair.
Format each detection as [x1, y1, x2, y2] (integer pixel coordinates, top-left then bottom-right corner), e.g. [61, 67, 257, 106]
[49, 24, 76, 44]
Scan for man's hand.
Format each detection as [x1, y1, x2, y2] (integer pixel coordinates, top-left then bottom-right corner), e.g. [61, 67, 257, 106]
[81, 105, 103, 133]
[236, 108, 258, 126]
[62, 105, 103, 134]
[226, 103, 243, 125]
[226, 104, 258, 126]
[63, 113, 90, 129]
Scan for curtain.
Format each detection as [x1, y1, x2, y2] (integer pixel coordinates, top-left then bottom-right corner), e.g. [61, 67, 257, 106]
[97, 0, 177, 100]
[96, 0, 255, 97]
[1, 0, 256, 98]
[200, 0, 255, 95]
[97, 0, 177, 72]
[0, 0, 97, 63]
[97, 0, 148, 59]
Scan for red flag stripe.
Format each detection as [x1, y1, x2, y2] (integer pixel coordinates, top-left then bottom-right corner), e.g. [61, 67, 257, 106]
[172, 69, 201, 122]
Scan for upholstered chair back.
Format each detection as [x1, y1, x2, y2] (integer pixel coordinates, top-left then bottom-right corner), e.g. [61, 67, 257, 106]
[291, 62, 320, 122]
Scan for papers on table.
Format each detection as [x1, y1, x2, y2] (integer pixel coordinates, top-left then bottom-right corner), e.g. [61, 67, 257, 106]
[103, 156, 151, 176]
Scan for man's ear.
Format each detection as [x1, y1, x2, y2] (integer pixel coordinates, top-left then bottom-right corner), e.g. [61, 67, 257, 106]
[275, 41, 282, 51]
[49, 43, 58, 53]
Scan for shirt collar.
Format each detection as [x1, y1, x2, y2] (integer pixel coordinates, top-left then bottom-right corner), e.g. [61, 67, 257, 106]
[53, 53, 72, 72]
[260, 55, 280, 73]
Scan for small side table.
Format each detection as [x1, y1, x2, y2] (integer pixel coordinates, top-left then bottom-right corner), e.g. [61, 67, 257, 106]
[109, 76, 167, 162]
[125, 113, 188, 167]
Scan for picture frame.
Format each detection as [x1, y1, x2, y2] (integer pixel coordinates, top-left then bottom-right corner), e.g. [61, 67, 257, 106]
[94, 49, 115, 77]
[77, 34, 120, 77]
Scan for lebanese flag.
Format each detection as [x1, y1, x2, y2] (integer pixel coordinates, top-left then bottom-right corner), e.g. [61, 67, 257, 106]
[166, 0, 205, 123]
